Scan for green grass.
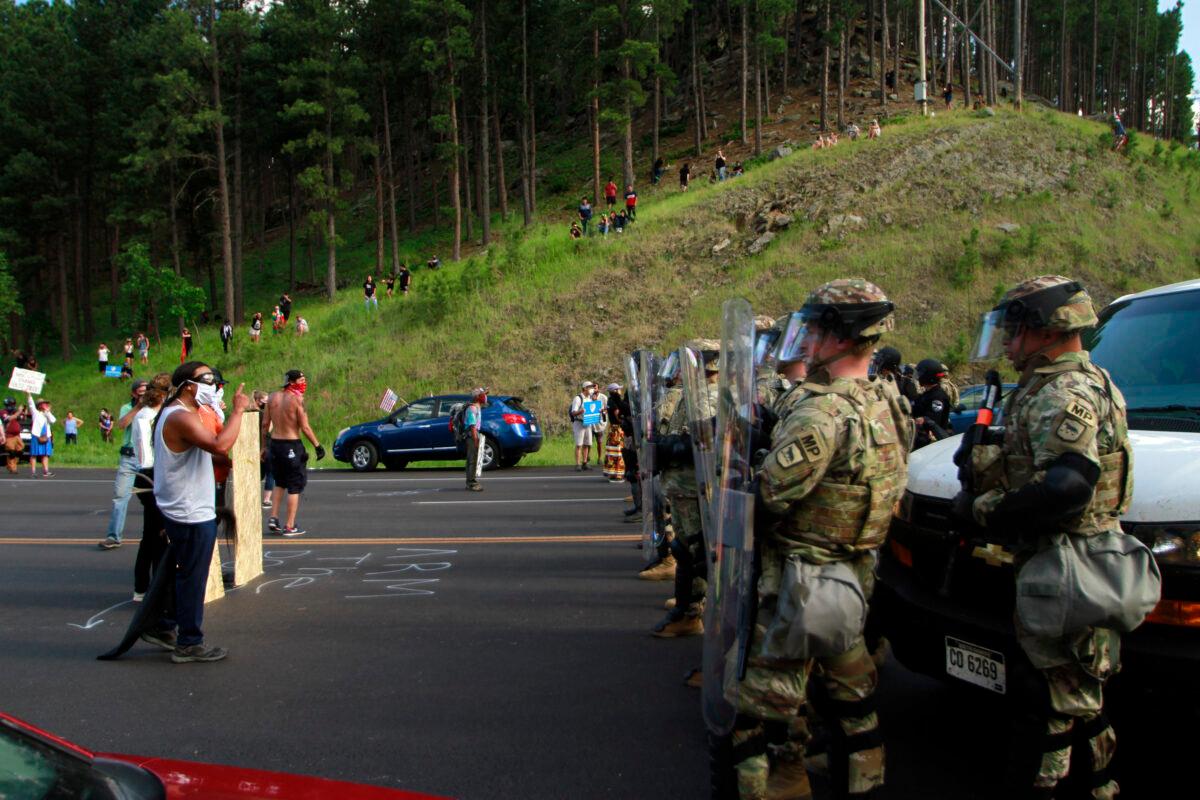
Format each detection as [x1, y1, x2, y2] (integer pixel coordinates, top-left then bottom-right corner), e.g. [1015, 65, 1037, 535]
[32, 106, 1200, 468]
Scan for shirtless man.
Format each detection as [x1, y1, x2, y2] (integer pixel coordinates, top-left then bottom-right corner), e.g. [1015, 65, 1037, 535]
[261, 369, 324, 536]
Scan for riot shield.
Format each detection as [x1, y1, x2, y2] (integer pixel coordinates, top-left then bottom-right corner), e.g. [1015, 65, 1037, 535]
[637, 350, 662, 562]
[703, 298, 757, 736]
[679, 346, 718, 547]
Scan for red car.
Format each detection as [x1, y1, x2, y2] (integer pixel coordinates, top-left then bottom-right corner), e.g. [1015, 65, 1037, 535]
[0, 711, 449, 799]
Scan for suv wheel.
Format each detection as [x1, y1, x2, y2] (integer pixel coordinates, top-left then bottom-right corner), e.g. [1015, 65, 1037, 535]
[480, 435, 500, 471]
[350, 441, 379, 471]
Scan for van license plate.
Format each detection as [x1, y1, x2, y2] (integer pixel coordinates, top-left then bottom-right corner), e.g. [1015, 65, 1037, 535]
[945, 636, 1006, 694]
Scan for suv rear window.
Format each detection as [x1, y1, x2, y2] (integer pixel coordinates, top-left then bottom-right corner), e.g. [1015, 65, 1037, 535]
[505, 398, 531, 414]
[1086, 290, 1200, 418]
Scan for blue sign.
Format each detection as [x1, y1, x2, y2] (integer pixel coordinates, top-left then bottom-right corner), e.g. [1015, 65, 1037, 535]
[581, 400, 603, 426]
[104, 365, 123, 378]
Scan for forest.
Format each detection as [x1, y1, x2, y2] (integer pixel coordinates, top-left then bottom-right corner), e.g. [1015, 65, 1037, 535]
[0, 1, 1192, 361]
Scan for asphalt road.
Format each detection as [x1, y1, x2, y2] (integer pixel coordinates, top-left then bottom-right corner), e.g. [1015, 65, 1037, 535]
[0, 466, 1191, 799]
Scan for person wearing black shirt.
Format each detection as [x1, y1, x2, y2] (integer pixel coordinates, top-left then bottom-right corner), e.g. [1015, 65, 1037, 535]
[279, 294, 293, 322]
[911, 358, 953, 449]
[872, 346, 919, 405]
[363, 275, 378, 312]
[715, 149, 727, 181]
[383, 274, 396, 298]
[398, 265, 412, 295]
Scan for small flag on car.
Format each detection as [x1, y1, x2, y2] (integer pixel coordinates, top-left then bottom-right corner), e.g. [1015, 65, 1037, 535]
[379, 387, 398, 413]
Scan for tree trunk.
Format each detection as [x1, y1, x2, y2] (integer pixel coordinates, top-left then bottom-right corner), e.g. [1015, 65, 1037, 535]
[593, 22, 603, 205]
[288, 165, 297, 291]
[821, 1, 830, 131]
[374, 126, 386, 274]
[232, 51, 244, 324]
[73, 179, 85, 335]
[619, 2, 635, 190]
[881, 0, 888, 111]
[652, 12, 661, 164]
[520, 0, 533, 225]
[491, 91, 508, 218]
[479, 0, 492, 247]
[324, 108, 337, 300]
[740, 0, 749, 144]
[462, 95, 474, 244]
[838, 19, 846, 130]
[209, 0, 235, 328]
[868, 0, 875, 79]
[80, 172, 94, 338]
[403, 95, 417, 232]
[381, 82, 401, 272]
[754, 2, 762, 154]
[168, 166, 181, 277]
[692, 8, 703, 156]
[963, 0, 972, 107]
[448, 40, 463, 261]
[57, 232, 69, 362]
[894, 5, 901, 96]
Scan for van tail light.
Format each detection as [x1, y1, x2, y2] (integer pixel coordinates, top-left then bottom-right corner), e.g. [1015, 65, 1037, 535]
[502, 413, 528, 426]
[1146, 600, 1200, 628]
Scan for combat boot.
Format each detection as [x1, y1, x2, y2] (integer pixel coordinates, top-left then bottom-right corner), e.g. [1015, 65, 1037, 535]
[637, 553, 676, 581]
[663, 596, 677, 609]
[651, 609, 703, 638]
[766, 758, 813, 800]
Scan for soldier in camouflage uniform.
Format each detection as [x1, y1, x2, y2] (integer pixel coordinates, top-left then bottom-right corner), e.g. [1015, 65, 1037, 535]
[956, 276, 1131, 799]
[639, 353, 684, 582]
[718, 281, 911, 800]
[753, 315, 790, 411]
[651, 340, 721, 637]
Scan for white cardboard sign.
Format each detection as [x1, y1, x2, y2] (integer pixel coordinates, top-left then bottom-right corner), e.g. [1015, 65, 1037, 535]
[8, 368, 46, 395]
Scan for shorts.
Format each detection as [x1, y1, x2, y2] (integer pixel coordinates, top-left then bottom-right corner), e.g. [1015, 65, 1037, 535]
[572, 421, 593, 447]
[269, 439, 308, 495]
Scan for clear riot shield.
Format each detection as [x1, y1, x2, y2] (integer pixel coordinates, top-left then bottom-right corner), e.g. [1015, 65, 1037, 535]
[703, 298, 757, 737]
[679, 346, 718, 548]
[636, 351, 662, 562]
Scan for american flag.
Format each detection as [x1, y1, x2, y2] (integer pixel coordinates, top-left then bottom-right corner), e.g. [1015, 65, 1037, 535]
[379, 387, 399, 413]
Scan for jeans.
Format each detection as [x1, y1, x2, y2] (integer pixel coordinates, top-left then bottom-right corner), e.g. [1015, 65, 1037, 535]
[106, 454, 140, 542]
[365, 296, 378, 311]
[718, 166, 727, 181]
[164, 517, 218, 647]
[581, 218, 590, 236]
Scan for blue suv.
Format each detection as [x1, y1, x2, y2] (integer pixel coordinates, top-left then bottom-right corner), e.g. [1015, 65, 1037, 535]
[332, 394, 543, 471]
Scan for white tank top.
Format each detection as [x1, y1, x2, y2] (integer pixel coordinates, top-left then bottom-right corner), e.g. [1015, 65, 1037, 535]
[153, 404, 215, 524]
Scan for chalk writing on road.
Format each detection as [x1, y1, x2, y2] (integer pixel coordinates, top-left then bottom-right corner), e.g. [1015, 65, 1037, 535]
[251, 548, 457, 600]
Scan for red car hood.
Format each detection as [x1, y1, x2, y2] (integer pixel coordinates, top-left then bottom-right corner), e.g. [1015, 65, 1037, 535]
[104, 752, 451, 799]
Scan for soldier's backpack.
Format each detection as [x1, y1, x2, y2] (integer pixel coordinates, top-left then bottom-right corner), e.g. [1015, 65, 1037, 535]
[448, 403, 469, 443]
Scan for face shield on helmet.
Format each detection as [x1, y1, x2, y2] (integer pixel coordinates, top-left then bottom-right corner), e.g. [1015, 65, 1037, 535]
[771, 310, 814, 366]
[657, 350, 680, 384]
[971, 310, 1008, 362]
[753, 327, 781, 369]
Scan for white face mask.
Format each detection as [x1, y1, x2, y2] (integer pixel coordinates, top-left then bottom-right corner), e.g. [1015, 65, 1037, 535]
[192, 381, 218, 408]
[213, 387, 225, 408]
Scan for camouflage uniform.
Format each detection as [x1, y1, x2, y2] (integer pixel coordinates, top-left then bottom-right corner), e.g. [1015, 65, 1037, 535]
[729, 281, 911, 800]
[971, 277, 1131, 800]
[659, 345, 720, 623]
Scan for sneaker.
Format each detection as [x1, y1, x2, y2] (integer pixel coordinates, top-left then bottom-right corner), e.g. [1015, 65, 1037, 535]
[622, 513, 642, 524]
[638, 554, 677, 581]
[281, 525, 305, 537]
[582, 463, 591, 471]
[262, 499, 273, 508]
[267, 517, 281, 533]
[42, 472, 54, 478]
[575, 464, 583, 472]
[140, 630, 177, 651]
[131, 592, 144, 603]
[663, 596, 677, 610]
[171, 644, 228, 663]
[623, 507, 640, 517]
[98, 537, 121, 550]
[466, 484, 483, 492]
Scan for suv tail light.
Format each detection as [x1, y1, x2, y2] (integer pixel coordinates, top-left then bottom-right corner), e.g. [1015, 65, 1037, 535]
[502, 413, 528, 426]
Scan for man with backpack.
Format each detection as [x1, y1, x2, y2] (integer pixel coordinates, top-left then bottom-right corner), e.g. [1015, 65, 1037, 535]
[458, 388, 487, 491]
[569, 381, 597, 471]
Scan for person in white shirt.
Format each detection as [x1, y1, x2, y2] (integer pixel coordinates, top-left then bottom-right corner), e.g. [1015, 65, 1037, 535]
[131, 374, 170, 601]
[569, 381, 596, 471]
[26, 393, 55, 478]
[98, 343, 110, 374]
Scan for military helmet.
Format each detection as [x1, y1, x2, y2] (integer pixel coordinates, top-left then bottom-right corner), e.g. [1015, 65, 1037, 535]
[874, 346, 902, 372]
[752, 315, 776, 333]
[993, 276, 1098, 332]
[686, 338, 721, 370]
[915, 358, 946, 385]
[799, 278, 895, 341]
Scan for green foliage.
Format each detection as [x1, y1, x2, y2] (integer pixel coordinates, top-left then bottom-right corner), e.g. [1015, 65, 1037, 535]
[0, 252, 23, 319]
[948, 228, 981, 288]
[1159, 200, 1174, 220]
[117, 243, 206, 330]
[941, 333, 969, 371]
[1022, 224, 1043, 257]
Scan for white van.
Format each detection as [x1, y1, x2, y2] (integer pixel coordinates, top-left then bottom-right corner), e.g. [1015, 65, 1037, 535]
[875, 278, 1200, 697]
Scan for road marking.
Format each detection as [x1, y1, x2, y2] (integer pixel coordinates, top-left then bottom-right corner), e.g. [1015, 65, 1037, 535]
[414, 497, 626, 505]
[0, 473, 603, 485]
[0, 534, 639, 546]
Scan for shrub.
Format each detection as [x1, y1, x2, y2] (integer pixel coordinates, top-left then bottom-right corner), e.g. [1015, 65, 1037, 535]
[941, 332, 970, 370]
[948, 228, 981, 288]
[1022, 224, 1043, 257]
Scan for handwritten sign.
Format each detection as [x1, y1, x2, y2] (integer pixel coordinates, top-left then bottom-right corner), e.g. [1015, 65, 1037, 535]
[8, 367, 45, 395]
[581, 399, 603, 426]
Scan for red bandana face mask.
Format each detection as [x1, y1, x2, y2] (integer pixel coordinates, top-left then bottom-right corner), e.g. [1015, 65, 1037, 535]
[287, 381, 307, 396]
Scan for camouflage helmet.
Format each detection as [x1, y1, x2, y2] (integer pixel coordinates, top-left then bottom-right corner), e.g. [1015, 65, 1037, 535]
[799, 278, 895, 341]
[685, 338, 721, 370]
[993, 275, 1098, 332]
[752, 315, 777, 333]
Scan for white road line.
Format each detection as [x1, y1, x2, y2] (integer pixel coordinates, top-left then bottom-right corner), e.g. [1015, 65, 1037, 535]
[1, 473, 601, 485]
[414, 497, 627, 505]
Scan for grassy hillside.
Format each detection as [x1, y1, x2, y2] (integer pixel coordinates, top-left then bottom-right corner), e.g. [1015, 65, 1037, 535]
[37, 107, 1200, 467]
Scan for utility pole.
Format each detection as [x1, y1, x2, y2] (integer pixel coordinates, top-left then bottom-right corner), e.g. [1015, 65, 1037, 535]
[917, 0, 928, 115]
[1012, 0, 1022, 109]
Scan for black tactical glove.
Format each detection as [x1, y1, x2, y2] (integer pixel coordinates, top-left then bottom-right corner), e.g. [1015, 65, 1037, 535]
[314, 444, 326, 461]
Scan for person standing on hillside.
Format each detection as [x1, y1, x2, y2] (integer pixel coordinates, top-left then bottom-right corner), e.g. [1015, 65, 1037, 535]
[463, 387, 486, 492]
[623, 185, 637, 221]
[63, 412, 78, 445]
[399, 264, 412, 296]
[262, 369, 324, 536]
[100, 379, 148, 549]
[123, 338, 135, 365]
[578, 196, 593, 236]
[604, 177, 618, 209]
[220, 320, 233, 353]
[384, 273, 396, 298]
[250, 312, 263, 342]
[363, 274, 378, 312]
[714, 149, 727, 181]
[136, 332, 149, 365]
[679, 162, 690, 192]
[98, 342, 110, 374]
[943, 83, 954, 109]
[180, 328, 193, 362]
[279, 293, 293, 324]
[145, 361, 250, 663]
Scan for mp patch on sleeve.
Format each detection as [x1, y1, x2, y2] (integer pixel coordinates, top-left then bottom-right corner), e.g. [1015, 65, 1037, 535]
[799, 430, 827, 462]
[1064, 400, 1096, 426]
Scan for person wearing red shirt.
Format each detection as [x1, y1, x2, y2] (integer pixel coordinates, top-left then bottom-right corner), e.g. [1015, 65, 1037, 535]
[604, 178, 618, 209]
[624, 185, 637, 221]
